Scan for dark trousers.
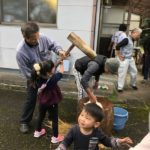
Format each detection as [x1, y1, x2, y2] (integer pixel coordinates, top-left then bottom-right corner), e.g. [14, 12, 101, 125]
[35, 104, 58, 137]
[143, 54, 150, 80]
[20, 81, 38, 124]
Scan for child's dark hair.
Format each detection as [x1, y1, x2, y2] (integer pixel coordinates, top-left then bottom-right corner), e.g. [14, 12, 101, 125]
[83, 103, 104, 122]
[31, 60, 54, 86]
[119, 24, 127, 32]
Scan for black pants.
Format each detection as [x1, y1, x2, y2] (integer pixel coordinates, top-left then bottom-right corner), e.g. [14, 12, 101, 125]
[143, 54, 150, 80]
[35, 104, 58, 137]
[20, 81, 38, 124]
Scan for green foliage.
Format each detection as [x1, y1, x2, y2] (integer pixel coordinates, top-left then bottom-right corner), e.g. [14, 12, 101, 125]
[140, 18, 150, 46]
[139, 28, 150, 46]
[141, 18, 150, 28]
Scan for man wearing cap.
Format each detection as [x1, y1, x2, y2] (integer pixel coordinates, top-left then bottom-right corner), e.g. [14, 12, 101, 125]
[116, 28, 142, 92]
[73, 55, 119, 104]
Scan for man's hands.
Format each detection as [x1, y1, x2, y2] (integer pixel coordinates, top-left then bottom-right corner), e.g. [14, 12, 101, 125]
[58, 50, 70, 60]
[58, 50, 66, 59]
[85, 88, 103, 109]
[86, 88, 97, 103]
[56, 50, 69, 68]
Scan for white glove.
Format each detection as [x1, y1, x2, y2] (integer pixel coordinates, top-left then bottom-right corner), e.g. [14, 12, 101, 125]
[84, 100, 103, 109]
[84, 100, 91, 105]
[96, 101, 103, 109]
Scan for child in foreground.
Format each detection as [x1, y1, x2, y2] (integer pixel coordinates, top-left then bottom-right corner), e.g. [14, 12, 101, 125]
[56, 103, 133, 150]
[31, 60, 64, 143]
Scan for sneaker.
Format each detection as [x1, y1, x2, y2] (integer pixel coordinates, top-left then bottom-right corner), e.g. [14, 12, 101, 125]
[20, 123, 29, 133]
[34, 128, 46, 138]
[141, 79, 148, 84]
[131, 86, 138, 90]
[51, 135, 64, 144]
[117, 89, 123, 92]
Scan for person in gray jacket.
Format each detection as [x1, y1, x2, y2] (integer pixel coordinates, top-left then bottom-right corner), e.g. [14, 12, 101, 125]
[16, 22, 66, 133]
[73, 54, 119, 104]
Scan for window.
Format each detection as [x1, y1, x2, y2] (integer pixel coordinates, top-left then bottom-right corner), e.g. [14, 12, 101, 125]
[124, 12, 141, 31]
[101, 7, 125, 36]
[1, 0, 27, 23]
[0, 0, 57, 25]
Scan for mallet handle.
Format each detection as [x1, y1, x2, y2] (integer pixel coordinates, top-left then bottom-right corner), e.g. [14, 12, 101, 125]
[55, 44, 74, 68]
[65, 44, 75, 56]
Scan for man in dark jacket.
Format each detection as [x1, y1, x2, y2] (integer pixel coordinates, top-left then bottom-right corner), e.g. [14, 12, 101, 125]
[73, 54, 119, 103]
[142, 36, 150, 83]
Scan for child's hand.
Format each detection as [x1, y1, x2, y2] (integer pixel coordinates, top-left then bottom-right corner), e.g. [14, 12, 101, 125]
[118, 137, 133, 147]
[59, 60, 64, 65]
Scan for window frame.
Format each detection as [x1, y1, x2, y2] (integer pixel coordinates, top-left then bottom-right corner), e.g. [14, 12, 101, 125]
[0, 0, 57, 27]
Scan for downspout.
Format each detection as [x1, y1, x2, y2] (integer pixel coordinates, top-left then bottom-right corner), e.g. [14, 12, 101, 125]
[126, 0, 132, 34]
[90, 0, 98, 50]
[0, 0, 3, 23]
[127, 11, 131, 35]
[94, 0, 103, 53]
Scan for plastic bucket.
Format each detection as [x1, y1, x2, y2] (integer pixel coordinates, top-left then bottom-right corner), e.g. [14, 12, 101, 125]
[113, 107, 128, 130]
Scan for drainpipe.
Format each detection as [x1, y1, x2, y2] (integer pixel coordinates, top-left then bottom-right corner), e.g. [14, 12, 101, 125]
[91, 0, 102, 52]
[127, 11, 131, 35]
[126, 1, 132, 35]
[90, 0, 98, 50]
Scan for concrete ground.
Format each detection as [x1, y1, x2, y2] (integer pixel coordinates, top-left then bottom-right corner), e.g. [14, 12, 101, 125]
[0, 69, 150, 150]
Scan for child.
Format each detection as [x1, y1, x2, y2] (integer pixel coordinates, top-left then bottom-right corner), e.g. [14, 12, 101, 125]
[31, 60, 64, 144]
[56, 103, 133, 150]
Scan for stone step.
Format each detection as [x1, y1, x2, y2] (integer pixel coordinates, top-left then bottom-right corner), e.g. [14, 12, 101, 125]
[0, 69, 117, 96]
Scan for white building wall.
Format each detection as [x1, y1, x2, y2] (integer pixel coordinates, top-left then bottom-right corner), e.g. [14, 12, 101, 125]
[0, 0, 96, 73]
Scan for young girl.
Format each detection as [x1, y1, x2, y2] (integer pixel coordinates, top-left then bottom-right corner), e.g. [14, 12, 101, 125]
[31, 60, 64, 143]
